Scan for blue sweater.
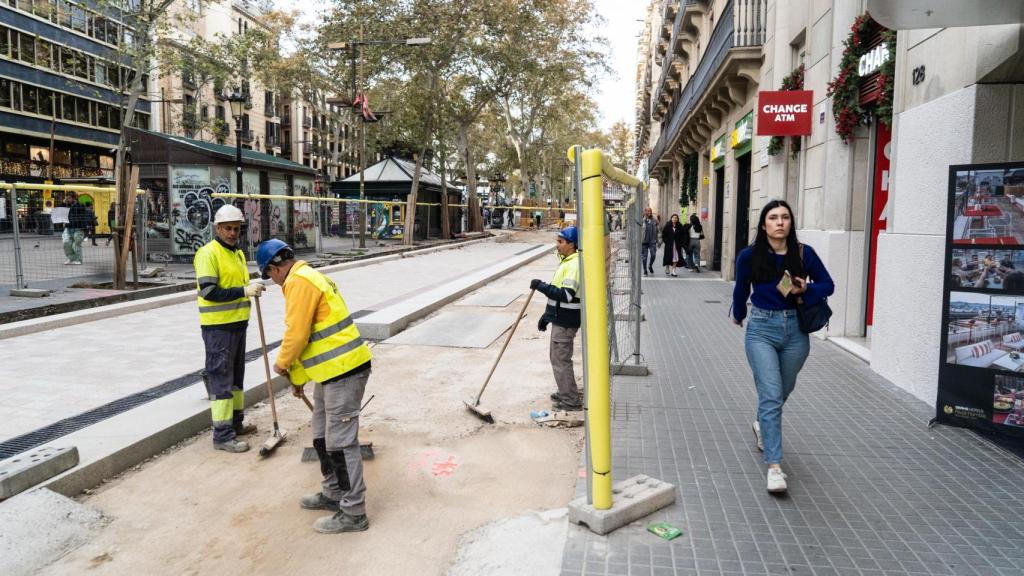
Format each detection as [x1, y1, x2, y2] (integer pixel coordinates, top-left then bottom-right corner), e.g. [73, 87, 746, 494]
[731, 244, 835, 323]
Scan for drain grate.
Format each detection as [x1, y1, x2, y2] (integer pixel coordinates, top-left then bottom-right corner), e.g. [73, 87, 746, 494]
[0, 340, 282, 461]
[704, 300, 722, 304]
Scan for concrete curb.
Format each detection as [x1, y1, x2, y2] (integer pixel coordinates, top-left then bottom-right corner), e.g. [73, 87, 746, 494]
[41, 374, 292, 499]
[0, 236, 495, 342]
[357, 243, 551, 340]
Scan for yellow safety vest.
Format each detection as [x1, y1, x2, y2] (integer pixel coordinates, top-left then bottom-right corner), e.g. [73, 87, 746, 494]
[285, 263, 372, 385]
[194, 240, 250, 326]
[550, 252, 581, 301]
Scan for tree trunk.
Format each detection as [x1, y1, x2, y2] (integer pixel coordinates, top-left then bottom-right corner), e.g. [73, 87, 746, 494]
[439, 136, 451, 239]
[456, 123, 481, 232]
[404, 150, 428, 245]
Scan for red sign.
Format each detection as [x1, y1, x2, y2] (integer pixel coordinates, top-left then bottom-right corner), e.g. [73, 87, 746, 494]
[756, 91, 813, 136]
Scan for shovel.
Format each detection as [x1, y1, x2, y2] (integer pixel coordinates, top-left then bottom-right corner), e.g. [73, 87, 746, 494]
[254, 295, 287, 457]
[464, 289, 535, 423]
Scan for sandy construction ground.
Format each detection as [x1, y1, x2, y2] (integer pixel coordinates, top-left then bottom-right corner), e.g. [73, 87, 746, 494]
[39, 230, 584, 576]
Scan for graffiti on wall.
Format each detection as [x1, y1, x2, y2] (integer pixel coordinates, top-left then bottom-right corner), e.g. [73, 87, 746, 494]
[293, 178, 316, 248]
[168, 166, 229, 256]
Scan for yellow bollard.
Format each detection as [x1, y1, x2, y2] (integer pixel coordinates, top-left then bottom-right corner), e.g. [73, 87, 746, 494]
[580, 148, 613, 510]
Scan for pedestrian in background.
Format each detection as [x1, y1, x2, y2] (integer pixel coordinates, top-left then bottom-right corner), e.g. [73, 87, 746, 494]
[105, 202, 117, 246]
[259, 239, 373, 535]
[85, 204, 98, 246]
[685, 213, 704, 272]
[731, 199, 834, 494]
[62, 194, 87, 265]
[193, 205, 265, 453]
[530, 226, 582, 411]
[641, 207, 658, 276]
[661, 213, 685, 276]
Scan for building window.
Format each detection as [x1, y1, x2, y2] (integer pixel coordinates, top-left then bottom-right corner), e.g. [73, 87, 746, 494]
[264, 90, 273, 112]
[238, 18, 242, 35]
[18, 32, 34, 64]
[94, 60, 107, 85]
[0, 27, 8, 57]
[61, 93, 75, 120]
[35, 37, 51, 68]
[0, 78, 10, 108]
[70, 5, 87, 33]
[75, 96, 89, 123]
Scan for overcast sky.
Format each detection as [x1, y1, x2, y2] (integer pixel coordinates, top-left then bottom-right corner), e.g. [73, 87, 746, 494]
[273, 0, 645, 133]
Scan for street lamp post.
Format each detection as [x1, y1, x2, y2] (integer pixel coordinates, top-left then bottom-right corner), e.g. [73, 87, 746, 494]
[227, 91, 248, 256]
[328, 36, 430, 248]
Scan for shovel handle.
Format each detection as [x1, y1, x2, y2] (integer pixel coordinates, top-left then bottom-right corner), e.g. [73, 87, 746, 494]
[254, 295, 280, 427]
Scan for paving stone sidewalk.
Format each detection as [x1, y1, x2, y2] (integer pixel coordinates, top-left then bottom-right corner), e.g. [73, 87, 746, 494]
[562, 276, 1024, 576]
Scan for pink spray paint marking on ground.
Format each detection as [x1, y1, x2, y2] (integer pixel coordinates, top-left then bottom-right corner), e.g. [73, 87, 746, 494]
[408, 449, 458, 478]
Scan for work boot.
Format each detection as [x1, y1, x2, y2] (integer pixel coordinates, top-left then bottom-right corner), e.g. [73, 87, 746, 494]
[553, 399, 583, 412]
[233, 422, 258, 436]
[550, 392, 560, 401]
[314, 511, 369, 534]
[300, 492, 340, 512]
[213, 439, 250, 453]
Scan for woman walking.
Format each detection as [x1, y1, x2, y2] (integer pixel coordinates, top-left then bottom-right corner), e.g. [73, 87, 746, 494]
[731, 200, 833, 493]
[661, 214, 686, 276]
[684, 214, 704, 272]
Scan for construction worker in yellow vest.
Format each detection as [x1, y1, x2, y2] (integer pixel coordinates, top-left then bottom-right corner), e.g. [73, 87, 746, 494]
[530, 226, 582, 411]
[257, 238, 373, 534]
[194, 204, 265, 453]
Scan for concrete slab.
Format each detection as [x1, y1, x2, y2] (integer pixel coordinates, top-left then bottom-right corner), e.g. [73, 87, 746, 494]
[567, 474, 675, 536]
[455, 291, 522, 308]
[383, 310, 518, 348]
[0, 488, 106, 576]
[448, 508, 568, 576]
[357, 244, 550, 340]
[0, 446, 79, 500]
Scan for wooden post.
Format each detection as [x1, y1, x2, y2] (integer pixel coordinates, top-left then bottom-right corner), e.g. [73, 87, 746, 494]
[117, 166, 140, 290]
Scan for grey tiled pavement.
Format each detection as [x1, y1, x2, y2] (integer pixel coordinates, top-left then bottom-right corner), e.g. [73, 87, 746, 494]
[562, 276, 1024, 576]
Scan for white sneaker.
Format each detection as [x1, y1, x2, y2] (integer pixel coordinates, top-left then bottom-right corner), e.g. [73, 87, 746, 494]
[64, 259, 72, 265]
[72, 261, 83, 265]
[752, 421, 763, 452]
[767, 468, 787, 493]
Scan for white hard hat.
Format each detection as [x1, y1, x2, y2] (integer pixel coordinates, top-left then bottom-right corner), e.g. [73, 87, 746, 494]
[214, 204, 245, 224]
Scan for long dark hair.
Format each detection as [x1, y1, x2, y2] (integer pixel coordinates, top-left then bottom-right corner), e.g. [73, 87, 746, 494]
[689, 213, 702, 234]
[750, 199, 803, 284]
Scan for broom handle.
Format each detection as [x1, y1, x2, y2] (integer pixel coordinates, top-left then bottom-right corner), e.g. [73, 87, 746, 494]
[475, 290, 534, 404]
[254, 295, 280, 433]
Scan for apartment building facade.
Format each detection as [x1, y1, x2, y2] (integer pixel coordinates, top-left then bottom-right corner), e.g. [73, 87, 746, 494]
[635, 0, 1024, 405]
[0, 0, 152, 186]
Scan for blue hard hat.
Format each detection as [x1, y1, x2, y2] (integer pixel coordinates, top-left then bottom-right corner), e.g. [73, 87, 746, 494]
[558, 226, 578, 245]
[256, 239, 291, 279]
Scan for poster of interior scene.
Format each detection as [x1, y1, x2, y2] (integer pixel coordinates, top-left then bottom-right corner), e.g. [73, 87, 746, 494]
[939, 161, 1024, 438]
[950, 248, 1024, 292]
[292, 177, 317, 249]
[168, 166, 230, 256]
[951, 164, 1024, 246]
[993, 374, 1024, 428]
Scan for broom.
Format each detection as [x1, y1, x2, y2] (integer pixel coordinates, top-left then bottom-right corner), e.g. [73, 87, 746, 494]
[299, 393, 376, 462]
[254, 296, 287, 458]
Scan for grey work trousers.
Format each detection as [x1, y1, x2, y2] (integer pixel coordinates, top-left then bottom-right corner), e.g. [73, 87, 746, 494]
[312, 368, 370, 515]
[550, 325, 580, 404]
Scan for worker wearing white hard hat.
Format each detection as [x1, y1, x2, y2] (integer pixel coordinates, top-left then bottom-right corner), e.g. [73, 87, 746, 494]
[193, 204, 265, 453]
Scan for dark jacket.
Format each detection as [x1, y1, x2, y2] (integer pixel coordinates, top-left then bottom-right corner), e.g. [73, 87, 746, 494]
[641, 217, 657, 246]
[661, 222, 686, 266]
[67, 203, 90, 230]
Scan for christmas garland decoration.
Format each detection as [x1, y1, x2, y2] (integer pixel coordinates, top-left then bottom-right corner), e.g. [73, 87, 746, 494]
[767, 64, 804, 158]
[826, 13, 896, 144]
[679, 153, 698, 207]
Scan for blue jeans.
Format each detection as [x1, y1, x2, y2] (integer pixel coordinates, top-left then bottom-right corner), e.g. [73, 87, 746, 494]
[641, 243, 656, 271]
[744, 307, 809, 465]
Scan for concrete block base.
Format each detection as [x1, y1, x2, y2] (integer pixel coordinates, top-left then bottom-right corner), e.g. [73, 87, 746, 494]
[612, 363, 649, 376]
[9, 289, 49, 298]
[0, 446, 79, 500]
[568, 474, 675, 535]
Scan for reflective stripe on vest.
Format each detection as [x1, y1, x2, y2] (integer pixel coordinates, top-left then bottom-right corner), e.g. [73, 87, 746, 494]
[548, 299, 581, 310]
[286, 263, 372, 385]
[194, 241, 250, 326]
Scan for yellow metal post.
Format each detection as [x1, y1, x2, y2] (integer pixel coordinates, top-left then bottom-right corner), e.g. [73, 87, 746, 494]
[580, 148, 612, 509]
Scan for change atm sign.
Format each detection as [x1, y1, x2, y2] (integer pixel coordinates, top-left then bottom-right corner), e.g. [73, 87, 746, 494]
[756, 90, 813, 136]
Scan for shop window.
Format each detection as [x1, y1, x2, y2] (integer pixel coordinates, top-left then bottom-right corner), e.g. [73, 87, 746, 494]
[54, 148, 70, 165]
[5, 142, 29, 158]
[99, 155, 113, 170]
[30, 145, 48, 164]
[0, 78, 11, 108]
[81, 152, 98, 168]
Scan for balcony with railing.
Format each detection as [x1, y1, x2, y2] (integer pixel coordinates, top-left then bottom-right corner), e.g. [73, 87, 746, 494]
[649, 0, 765, 170]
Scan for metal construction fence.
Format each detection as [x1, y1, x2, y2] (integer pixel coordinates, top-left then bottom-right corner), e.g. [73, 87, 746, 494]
[1, 184, 147, 290]
[568, 145, 647, 512]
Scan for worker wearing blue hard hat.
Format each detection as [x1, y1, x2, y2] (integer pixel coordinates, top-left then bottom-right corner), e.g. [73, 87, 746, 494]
[529, 225, 583, 411]
[256, 238, 374, 535]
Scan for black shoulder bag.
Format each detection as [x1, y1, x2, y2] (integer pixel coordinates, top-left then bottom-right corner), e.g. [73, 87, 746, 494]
[796, 244, 832, 333]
